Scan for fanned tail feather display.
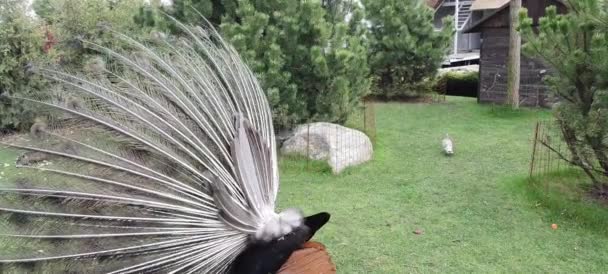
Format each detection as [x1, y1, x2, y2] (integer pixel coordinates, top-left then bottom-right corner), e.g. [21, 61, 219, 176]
[0, 20, 329, 273]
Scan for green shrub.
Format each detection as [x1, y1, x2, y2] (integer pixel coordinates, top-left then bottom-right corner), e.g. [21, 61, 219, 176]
[364, 0, 453, 98]
[33, 0, 148, 68]
[139, 0, 372, 129]
[222, 0, 371, 129]
[435, 70, 479, 97]
[0, 0, 48, 130]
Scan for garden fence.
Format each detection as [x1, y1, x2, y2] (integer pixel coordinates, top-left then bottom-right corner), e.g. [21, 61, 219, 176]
[302, 100, 377, 173]
[529, 120, 571, 179]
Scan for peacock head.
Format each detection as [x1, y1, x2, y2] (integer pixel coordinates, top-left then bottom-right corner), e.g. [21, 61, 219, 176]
[254, 209, 330, 242]
[230, 211, 331, 273]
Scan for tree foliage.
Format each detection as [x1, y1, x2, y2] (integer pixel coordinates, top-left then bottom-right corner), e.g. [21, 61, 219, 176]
[0, 0, 154, 131]
[520, 0, 608, 187]
[222, 0, 370, 129]
[33, 0, 147, 67]
[3, 0, 461, 131]
[364, 0, 453, 98]
[168, 0, 238, 26]
[102, 0, 372, 129]
[0, 0, 47, 130]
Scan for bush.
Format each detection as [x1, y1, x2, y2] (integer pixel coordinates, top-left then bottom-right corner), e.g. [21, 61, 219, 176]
[33, 0, 148, 68]
[364, 0, 453, 98]
[436, 70, 479, 97]
[143, 0, 371, 129]
[0, 0, 155, 132]
[0, 0, 48, 130]
[222, 0, 371, 129]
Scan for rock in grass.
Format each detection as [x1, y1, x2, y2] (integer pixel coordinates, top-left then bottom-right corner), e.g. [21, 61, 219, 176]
[281, 122, 373, 174]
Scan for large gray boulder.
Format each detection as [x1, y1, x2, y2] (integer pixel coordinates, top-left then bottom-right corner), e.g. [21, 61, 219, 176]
[281, 122, 373, 174]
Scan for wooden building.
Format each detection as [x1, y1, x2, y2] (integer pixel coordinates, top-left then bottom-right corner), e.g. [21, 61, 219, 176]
[464, 0, 567, 107]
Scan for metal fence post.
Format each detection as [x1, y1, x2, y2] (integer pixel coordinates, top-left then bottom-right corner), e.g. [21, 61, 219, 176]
[529, 121, 540, 179]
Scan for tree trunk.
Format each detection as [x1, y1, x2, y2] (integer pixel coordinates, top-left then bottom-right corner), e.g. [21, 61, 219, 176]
[559, 120, 600, 184]
[211, 0, 226, 26]
[506, 0, 521, 109]
[586, 135, 608, 177]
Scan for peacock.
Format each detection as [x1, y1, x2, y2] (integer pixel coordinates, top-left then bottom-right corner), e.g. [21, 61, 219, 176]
[0, 19, 334, 273]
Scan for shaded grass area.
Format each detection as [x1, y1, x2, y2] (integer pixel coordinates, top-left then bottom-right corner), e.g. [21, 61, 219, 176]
[277, 97, 608, 273]
[0, 97, 606, 272]
[0, 148, 54, 272]
[517, 170, 608, 232]
[0, 148, 42, 273]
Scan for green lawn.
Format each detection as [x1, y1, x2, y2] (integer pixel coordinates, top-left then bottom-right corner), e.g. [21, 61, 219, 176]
[1, 97, 607, 272]
[0, 149, 19, 182]
[278, 97, 608, 273]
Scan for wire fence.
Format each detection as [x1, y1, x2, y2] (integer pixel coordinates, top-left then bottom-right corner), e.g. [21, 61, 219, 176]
[361, 101, 376, 144]
[529, 120, 571, 179]
[292, 100, 377, 174]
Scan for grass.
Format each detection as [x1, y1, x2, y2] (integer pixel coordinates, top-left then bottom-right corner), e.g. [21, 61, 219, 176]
[522, 170, 608, 232]
[277, 97, 608, 273]
[1, 96, 607, 272]
[0, 149, 19, 182]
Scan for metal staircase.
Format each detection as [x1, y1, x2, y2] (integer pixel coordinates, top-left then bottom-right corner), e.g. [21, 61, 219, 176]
[456, 1, 473, 31]
[441, 0, 474, 30]
[436, 0, 476, 54]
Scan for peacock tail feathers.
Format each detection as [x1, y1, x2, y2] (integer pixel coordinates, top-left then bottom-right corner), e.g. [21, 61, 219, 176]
[0, 20, 300, 273]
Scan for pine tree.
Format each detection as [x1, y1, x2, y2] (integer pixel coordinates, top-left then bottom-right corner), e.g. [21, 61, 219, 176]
[222, 0, 370, 129]
[321, 0, 357, 23]
[168, 0, 238, 26]
[220, 0, 300, 128]
[520, 0, 608, 187]
[315, 4, 370, 123]
[364, 0, 453, 98]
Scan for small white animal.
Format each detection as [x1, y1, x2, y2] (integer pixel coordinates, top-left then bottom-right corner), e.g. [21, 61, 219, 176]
[442, 134, 454, 155]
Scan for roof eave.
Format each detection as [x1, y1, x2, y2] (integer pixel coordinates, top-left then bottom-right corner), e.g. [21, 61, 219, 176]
[463, 2, 510, 33]
[463, 0, 568, 33]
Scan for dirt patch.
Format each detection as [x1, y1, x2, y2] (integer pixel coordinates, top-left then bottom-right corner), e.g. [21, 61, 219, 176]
[589, 184, 608, 205]
[0, 129, 17, 141]
[0, 131, 25, 143]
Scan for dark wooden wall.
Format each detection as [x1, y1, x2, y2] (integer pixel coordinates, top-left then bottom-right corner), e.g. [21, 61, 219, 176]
[478, 28, 552, 107]
[527, 0, 568, 25]
[475, 0, 567, 29]
[475, 0, 566, 106]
